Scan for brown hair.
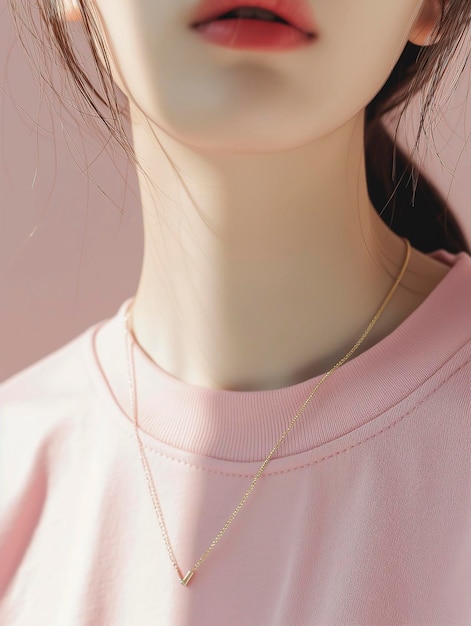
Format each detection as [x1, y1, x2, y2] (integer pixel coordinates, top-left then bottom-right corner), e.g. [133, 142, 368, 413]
[6, 0, 471, 254]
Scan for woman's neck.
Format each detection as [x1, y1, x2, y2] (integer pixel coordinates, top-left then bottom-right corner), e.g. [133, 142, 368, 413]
[128, 111, 429, 391]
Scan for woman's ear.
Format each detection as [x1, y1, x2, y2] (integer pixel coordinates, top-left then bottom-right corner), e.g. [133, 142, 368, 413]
[64, 0, 82, 22]
[409, 0, 443, 46]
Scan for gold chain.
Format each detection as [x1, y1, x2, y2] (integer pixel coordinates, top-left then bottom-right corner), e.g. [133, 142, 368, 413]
[123, 237, 411, 587]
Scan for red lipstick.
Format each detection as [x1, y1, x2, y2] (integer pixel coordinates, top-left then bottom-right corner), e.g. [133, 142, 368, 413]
[189, 0, 318, 51]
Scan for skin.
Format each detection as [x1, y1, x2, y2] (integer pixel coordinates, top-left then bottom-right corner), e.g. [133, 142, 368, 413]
[67, 0, 449, 391]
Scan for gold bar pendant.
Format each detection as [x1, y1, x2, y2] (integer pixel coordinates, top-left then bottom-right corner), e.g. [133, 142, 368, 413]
[180, 570, 194, 586]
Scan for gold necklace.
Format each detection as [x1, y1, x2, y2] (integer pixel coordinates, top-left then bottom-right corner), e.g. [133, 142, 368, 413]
[123, 237, 411, 586]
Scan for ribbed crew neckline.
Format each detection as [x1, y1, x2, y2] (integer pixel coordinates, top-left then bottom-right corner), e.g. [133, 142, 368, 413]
[89, 250, 471, 464]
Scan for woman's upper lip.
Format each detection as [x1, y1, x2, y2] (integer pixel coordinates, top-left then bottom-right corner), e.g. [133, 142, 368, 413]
[188, 0, 318, 36]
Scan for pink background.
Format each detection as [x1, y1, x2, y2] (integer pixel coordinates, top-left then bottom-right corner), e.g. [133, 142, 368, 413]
[1, 4, 470, 382]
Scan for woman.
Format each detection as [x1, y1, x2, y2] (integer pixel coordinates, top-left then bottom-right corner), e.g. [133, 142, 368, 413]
[1, 0, 471, 623]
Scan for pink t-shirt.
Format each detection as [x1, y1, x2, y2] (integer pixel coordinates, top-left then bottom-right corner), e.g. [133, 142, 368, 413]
[1, 249, 471, 626]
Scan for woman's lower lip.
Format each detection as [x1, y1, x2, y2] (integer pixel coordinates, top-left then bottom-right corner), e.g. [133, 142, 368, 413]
[192, 19, 315, 51]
